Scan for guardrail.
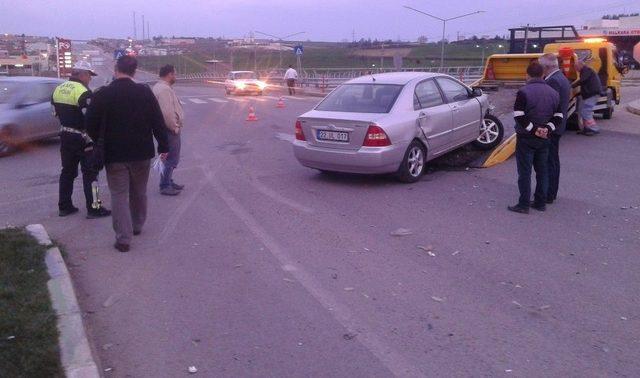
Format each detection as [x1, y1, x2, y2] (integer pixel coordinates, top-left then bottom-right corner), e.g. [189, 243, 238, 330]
[176, 66, 485, 90]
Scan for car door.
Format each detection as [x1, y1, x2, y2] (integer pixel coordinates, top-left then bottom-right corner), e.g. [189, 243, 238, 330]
[21, 83, 56, 140]
[413, 79, 453, 155]
[435, 77, 482, 145]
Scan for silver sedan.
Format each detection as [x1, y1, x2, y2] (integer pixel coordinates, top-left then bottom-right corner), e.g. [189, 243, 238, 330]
[293, 72, 504, 182]
[0, 76, 64, 156]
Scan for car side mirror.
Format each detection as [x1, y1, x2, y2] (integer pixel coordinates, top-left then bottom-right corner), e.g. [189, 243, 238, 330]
[471, 88, 483, 97]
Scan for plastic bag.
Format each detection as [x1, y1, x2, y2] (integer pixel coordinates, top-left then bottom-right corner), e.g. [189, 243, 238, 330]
[152, 156, 165, 177]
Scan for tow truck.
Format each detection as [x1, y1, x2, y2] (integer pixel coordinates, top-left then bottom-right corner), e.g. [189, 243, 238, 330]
[473, 38, 629, 166]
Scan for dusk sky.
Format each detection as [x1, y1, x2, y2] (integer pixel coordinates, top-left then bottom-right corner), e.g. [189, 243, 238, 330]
[2, 0, 639, 41]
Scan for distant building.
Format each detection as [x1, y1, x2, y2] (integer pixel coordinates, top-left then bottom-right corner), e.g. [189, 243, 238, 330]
[161, 38, 196, 46]
[580, 15, 640, 61]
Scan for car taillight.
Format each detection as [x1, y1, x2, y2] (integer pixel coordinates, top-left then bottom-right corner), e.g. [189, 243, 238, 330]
[295, 120, 306, 141]
[363, 124, 391, 147]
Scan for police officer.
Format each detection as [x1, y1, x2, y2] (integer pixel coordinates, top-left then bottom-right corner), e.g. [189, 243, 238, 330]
[52, 61, 111, 218]
[508, 61, 564, 214]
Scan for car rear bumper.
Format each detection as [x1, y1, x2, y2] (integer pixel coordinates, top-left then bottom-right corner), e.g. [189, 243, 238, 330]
[293, 140, 405, 174]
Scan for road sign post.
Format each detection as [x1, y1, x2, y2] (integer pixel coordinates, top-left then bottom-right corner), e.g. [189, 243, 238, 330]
[294, 45, 303, 87]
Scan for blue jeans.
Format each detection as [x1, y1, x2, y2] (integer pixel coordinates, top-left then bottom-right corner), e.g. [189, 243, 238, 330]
[160, 132, 181, 189]
[516, 135, 549, 207]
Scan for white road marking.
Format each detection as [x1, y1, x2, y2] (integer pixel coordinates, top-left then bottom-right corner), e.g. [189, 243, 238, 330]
[208, 98, 228, 103]
[201, 165, 422, 377]
[227, 97, 246, 102]
[275, 132, 295, 144]
[189, 98, 207, 104]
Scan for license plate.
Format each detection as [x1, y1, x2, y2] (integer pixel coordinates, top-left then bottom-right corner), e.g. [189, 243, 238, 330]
[317, 130, 349, 142]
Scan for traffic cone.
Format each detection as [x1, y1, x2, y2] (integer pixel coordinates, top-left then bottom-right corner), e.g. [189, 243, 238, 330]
[276, 97, 285, 108]
[246, 106, 258, 121]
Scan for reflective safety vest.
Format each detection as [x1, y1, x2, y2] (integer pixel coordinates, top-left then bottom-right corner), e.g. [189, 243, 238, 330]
[51, 79, 91, 130]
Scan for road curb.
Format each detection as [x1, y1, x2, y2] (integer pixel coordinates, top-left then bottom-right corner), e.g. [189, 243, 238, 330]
[26, 224, 100, 378]
[626, 99, 640, 116]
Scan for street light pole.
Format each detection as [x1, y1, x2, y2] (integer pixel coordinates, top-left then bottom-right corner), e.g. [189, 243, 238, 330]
[404, 6, 484, 69]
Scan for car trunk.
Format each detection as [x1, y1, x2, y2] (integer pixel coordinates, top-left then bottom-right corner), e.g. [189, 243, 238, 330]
[299, 112, 383, 151]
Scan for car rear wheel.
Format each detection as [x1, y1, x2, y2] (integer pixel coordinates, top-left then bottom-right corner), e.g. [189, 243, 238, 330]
[473, 114, 504, 150]
[0, 128, 16, 157]
[396, 141, 426, 183]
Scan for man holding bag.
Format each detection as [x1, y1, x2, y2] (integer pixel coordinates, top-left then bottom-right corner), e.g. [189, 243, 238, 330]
[152, 65, 184, 196]
[86, 56, 169, 252]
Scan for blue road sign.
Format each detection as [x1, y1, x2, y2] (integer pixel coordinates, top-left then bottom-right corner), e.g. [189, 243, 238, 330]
[114, 49, 126, 60]
[294, 45, 304, 56]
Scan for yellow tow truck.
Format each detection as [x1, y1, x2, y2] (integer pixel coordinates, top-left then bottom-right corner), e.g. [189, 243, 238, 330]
[474, 38, 628, 166]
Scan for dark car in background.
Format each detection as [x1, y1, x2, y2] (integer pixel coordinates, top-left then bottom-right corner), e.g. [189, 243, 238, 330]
[0, 76, 64, 156]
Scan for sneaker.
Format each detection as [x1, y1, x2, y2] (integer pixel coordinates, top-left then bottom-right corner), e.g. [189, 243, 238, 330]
[59, 206, 79, 217]
[86, 207, 111, 219]
[546, 198, 555, 205]
[171, 182, 185, 190]
[114, 242, 130, 253]
[160, 187, 181, 196]
[578, 127, 596, 136]
[507, 205, 529, 214]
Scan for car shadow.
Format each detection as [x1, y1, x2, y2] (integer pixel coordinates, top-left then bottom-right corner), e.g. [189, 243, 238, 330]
[308, 145, 490, 186]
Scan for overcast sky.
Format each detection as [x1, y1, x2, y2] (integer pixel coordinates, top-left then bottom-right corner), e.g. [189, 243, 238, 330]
[2, 0, 639, 42]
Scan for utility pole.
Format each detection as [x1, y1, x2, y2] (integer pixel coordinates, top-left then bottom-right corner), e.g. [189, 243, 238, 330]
[147, 21, 150, 43]
[404, 6, 484, 69]
[133, 11, 137, 41]
[142, 15, 145, 41]
[523, 23, 530, 53]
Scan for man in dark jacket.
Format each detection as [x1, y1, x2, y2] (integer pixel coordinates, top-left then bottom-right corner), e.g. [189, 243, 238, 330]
[52, 61, 111, 218]
[508, 61, 563, 214]
[539, 53, 571, 204]
[86, 56, 169, 252]
[573, 58, 602, 136]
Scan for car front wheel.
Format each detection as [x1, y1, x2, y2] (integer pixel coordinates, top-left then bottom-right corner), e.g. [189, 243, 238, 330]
[0, 128, 16, 157]
[473, 114, 504, 150]
[396, 140, 426, 183]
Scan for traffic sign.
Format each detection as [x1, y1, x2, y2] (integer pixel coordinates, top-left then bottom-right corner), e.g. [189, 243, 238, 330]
[294, 45, 303, 56]
[114, 49, 126, 60]
[56, 37, 72, 78]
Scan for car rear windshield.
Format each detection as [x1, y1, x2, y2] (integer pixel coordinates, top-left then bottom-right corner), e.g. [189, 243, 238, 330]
[315, 84, 403, 113]
[234, 72, 257, 80]
[0, 82, 21, 104]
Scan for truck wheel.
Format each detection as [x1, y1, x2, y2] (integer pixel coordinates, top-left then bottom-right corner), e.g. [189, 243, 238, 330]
[602, 106, 614, 119]
[473, 114, 504, 150]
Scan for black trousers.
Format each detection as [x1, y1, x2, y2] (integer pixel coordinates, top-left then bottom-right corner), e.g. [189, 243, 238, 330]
[547, 134, 561, 201]
[286, 79, 295, 95]
[58, 133, 98, 211]
[515, 135, 550, 208]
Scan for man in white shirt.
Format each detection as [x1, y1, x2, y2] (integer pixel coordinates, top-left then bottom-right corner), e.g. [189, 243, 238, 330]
[284, 65, 298, 95]
[152, 64, 185, 196]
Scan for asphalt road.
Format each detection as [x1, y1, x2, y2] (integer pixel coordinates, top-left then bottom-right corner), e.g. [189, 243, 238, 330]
[1, 83, 639, 377]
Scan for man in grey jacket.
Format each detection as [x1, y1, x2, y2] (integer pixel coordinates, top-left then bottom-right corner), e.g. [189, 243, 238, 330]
[539, 53, 571, 204]
[152, 65, 185, 196]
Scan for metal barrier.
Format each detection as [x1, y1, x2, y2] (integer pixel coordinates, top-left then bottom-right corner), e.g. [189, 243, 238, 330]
[175, 66, 485, 89]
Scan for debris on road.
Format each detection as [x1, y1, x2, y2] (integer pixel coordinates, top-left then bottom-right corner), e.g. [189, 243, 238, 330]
[451, 250, 460, 256]
[102, 294, 119, 308]
[102, 343, 114, 351]
[512, 300, 522, 308]
[104, 367, 113, 372]
[431, 296, 445, 302]
[188, 366, 198, 374]
[283, 278, 294, 283]
[344, 287, 355, 291]
[297, 342, 303, 346]
[234, 264, 243, 268]
[390, 228, 412, 237]
[331, 273, 338, 280]
[343, 333, 357, 340]
[621, 316, 628, 320]
[6, 335, 15, 340]
[539, 305, 551, 310]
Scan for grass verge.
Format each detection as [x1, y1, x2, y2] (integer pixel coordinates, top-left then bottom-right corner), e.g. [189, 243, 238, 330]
[0, 228, 63, 378]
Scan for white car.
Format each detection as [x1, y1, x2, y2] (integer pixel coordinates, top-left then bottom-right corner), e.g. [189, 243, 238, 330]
[224, 71, 267, 95]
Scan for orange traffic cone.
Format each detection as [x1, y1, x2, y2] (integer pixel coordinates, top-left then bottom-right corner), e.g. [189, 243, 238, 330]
[246, 106, 258, 121]
[276, 97, 285, 108]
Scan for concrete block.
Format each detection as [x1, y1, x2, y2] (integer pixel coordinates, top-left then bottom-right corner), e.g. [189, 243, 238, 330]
[26, 224, 53, 246]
